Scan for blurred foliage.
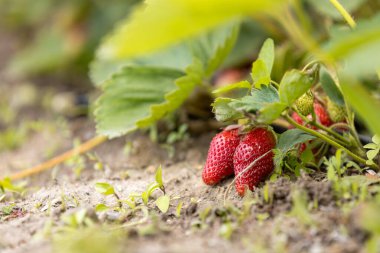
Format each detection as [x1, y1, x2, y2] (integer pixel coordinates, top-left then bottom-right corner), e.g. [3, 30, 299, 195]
[0, 0, 140, 78]
[90, 0, 380, 138]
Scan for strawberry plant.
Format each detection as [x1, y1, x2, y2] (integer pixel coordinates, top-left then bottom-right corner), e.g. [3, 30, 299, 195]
[77, 0, 378, 196]
[6, 0, 380, 191]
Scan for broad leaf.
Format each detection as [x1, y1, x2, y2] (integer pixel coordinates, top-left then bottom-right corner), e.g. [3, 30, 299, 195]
[98, 0, 286, 59]
[273, 129, 316, 171]
[136, 60, 204, 128]
[94, 67, 184, 138]
[90, 44, 193, 86]
[91, 21, 239, 86]
[212, 98, 244, 122]
[258, 102, 287, 124]
[278, 70, 313, 106]
[319, 67, 344, 106]
[277, 129, 316, 153]
[228, 85, 279, 112]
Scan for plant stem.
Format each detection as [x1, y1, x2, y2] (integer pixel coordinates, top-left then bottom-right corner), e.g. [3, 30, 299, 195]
[7, 135, 108, 181]
[329, 0, 357, 28]
[293, 107, 350, 146]
[285, 114, 378, 170]
[313, 121, 349, 145]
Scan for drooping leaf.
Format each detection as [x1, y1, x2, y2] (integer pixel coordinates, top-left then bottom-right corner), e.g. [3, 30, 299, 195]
[91, 21, 239, 86]
[90, 44, 193, 86]
[98, 0, 286, 59]
[94, 21, 240, 137]
[136, 60, 204, 128]
[319, 67, 345, 106]
[94, 67, 184, 138]
[278, 69, 314, 106]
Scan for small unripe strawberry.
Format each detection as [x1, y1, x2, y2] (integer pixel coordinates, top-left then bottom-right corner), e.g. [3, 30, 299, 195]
[295, 91, 314, 116]
[202, 129, 241, 185]
[233, 127, 276, 196]
[326, 99, 346, 123]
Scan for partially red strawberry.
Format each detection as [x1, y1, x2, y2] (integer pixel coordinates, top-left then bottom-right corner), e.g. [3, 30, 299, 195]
[233, 127, 276, 196]
[291, 101, 332, 128]
[292, 101, 333, 158]
[202, 129, 240, 185]
[313, 102, 332, 127]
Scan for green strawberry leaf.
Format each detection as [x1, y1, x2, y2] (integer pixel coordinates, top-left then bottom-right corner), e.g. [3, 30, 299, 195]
[97, 0, 286, 59]
[212, 97, 244, 122]
[278, 69, 314, 106]
[94, 21, 240, 138]
[212, 80, 251, 95]
[251, 60, 270, 88]
[228, 85, 279, 112]
[95, 67, 184, 138]
[277, 129, 316, 153]
[91, 21, 239, 86]
[319, 67, 345, 106]
[258, 102, 287, 124]
[251, 38, 274, 88]
[90, 44, 193, 86]
[273, 129, 316, 171]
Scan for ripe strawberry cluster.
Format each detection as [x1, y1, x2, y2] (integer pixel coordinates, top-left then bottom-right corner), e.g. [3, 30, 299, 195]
[202, 127, 276, 196]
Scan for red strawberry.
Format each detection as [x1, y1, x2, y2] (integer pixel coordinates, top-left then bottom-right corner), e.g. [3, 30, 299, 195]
[313, 102, 332, 127]
[233, 127, 276, 196]
[202, 129, 240, 185]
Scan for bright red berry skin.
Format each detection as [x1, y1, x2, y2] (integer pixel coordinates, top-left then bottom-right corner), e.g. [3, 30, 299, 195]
[313, 102, 332, 127]
[233, 128, 276, 196]
[202, 129, 240, 185]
